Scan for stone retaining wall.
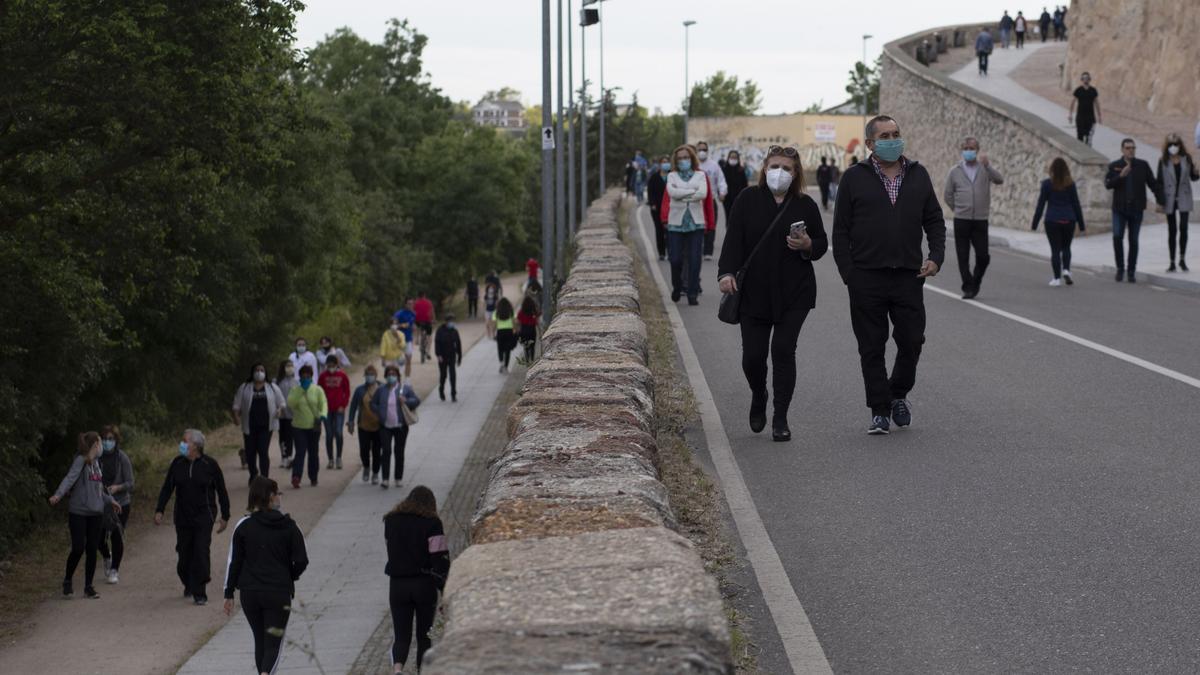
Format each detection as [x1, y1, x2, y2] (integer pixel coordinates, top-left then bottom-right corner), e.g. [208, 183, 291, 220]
[881, 24, 1113, 233]
[428, 191, 733, 674]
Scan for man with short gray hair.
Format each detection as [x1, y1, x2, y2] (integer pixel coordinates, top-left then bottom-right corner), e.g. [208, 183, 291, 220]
[833, 115, 946, 436]
[944, 136, 1004, 298]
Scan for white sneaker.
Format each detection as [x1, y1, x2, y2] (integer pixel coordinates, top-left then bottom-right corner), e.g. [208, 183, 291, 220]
[1049, 278, 1062, 286]
[371, 473, 379, 485]
[335, 458, 343, 470]
[393, 480, 402, 489]
[106, 570, 119, 585]
[326, 459, 334, 470]
[102, 557, 111, 575]
[362, 467, 370, 482]
[704, 255, 714, 261]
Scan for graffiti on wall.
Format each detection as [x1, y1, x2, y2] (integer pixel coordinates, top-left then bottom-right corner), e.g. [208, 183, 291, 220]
[708, 139, 868, 176]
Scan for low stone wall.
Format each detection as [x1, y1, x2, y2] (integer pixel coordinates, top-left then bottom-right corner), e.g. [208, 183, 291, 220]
[882, 24, 1113, 233]
[428, 191, 732, 674]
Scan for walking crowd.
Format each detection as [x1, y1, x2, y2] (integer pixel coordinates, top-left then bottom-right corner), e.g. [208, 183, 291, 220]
[46, 273, 538, 674]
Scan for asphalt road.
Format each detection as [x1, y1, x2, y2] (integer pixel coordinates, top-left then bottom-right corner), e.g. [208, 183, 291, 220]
[634, 201, 1200, 674]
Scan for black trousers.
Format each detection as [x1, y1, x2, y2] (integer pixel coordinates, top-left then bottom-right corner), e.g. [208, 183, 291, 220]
[175, 520, 214, 598]
[847, 269, 927, 416]
[65, 513, 102, 587]
[467, 297, 478, 318]
[1168, 210, 1190, 261]
[704, 228, 717, 257]
[1045, 221, 1076, 278]
[496, 329, 515, 368]
[1015, 30, 1025, 47]
[818, 182, 831, 208]
[241, 589, 292, 674]
[650, 207, 667, 258]
[953, 218, 990, 292]
[390, 576, 438, 669]
[380, 426, 410, 481]
[291, 427, 321, 483]
[278, 418, 294, 460]
[739, 308, 810, 422]
[977, 51, 989, 73]
[1076, 121, 1094, 145]
[98, 504, 131, 570]
[244, 428, 273, 481]
[358, 428, 381, 476]
[438, 359, 458, 396]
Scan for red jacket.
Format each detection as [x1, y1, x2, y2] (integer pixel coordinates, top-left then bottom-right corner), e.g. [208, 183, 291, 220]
[318, 369, 351, 412]
[659, 174, 717, 232]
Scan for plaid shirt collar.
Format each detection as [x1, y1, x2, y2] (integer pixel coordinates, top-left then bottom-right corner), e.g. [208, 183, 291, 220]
[869, 154, 909, 205]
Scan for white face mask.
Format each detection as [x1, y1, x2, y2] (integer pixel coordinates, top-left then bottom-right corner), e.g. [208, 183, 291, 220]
[697, 150, 708, 161]
[1168, 144, 1180, 156]
[765, 167, 793, 194]
[253, 371, 266, 382]
[728, 158, 739, 166]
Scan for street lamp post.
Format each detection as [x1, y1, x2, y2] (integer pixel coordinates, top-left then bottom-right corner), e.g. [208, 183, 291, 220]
[683, 20, 695, 145]
[555, 0, 566, 265]
[567, 0, 576, 232]
[541, 0, 555, 323]
[580, 4, 598, 217]
[861, 34, 873, 143]
[597, 0, 606, 196]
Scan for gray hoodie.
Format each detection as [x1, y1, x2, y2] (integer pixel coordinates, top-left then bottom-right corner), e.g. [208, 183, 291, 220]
[53, 456, 117, 516]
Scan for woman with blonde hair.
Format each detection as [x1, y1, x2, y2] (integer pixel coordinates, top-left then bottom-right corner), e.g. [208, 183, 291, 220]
[663, 144, 709, 305]
[1156, 132, 1199, 271]
[1031, 157, 1086, 285]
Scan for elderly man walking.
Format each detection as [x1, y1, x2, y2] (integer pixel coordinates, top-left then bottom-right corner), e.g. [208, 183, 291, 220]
[833, 115, 946, 436]
[944, 136, 1004, 299]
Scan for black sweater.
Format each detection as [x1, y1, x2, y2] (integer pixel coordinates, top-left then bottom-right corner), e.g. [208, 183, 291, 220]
[647, 171, 667, 215]
[832, 159, 947, 283]
[717, 187, 827, 321]
[223, 510, 309, 599]
[434, 324, 462, 363]
[1104, 157, 1160, 213]
[384, 512, 451, 590]
[156, 454, 231, 526]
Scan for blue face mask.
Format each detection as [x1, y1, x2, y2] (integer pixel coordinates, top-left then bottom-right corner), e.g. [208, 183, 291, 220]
[677, 159, 692, 172]
[386, 375, 399, 386]
[300, 377, 312, 389]
[962, 149, 978, 162]
[179, 442, 189, 457]
[102, 439, 116, 453]
[873, 138, 905, 162]
[365, 375, 377, 385]
[660, 162, 671, 172]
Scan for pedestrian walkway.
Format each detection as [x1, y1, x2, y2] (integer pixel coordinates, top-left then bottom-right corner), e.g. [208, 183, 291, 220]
[178, 335, 511, 675]
[949, 43, 1200, 291]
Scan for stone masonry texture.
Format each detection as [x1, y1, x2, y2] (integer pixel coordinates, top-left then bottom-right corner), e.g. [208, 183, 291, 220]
[425, 192, 733, 674]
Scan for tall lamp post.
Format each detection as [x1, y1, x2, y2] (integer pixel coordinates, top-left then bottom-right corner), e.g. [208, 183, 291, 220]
[540, 0, 555, 323]
[861, 34, 873, 142]
[555, 0, 566, 265]
[580, 5, 599, 217]
[682, 20, 696, 145]
[597, 0, 606, 196]
[567, 0, 576, 232]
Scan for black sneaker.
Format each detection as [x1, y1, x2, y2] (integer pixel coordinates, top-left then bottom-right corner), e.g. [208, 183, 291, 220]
[1128, 273, 1137, 283]
[84, 586, 100, 600]
[1115, 270, 1125, 282]
[183, 589, 192, 600]
[1168, 262, 1177, 272]
[193, 596, 208, 606]
[1181, 260, 1190, 271]
[749, 391, 767, 434]
[671, 289, 681, 302]
[687, 297, 699, 306]
[772, 416, 791, 442]
[438, 389, 445, 401]
[63, 580, 73, 598]
[868, 416, 891, 435]
[891, 399, 912, 428]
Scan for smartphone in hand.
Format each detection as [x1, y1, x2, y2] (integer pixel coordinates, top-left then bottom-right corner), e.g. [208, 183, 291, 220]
[789, 221, 807, 238]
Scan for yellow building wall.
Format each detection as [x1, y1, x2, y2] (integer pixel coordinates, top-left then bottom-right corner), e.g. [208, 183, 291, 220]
[686, 114, 868, 175]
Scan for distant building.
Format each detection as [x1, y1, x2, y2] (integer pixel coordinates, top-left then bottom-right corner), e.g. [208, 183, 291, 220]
[472, 99, 527, 135]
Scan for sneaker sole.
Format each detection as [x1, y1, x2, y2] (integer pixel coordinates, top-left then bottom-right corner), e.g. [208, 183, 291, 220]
[867, 428, 890, 435]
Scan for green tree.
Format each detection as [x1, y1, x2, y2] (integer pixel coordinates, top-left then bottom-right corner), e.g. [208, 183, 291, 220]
[845, 57, 882, 114]
[686, 71, 763, 117]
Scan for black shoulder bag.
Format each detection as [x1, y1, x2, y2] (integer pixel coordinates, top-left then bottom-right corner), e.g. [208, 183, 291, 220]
[717, 198, 792, 325]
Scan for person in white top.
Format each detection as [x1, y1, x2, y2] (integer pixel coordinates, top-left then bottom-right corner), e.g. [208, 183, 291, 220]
[695, 141, 728, 261]
[1194, 118, 1199, 151]
[288, 337, 318, 379]
[316, 336, 351, 369]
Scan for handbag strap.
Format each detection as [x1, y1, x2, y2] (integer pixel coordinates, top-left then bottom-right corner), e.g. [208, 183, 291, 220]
[736, 196, 792, 277]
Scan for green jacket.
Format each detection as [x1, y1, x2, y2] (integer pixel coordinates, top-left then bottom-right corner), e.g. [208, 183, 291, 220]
[287, 384, 328, 430]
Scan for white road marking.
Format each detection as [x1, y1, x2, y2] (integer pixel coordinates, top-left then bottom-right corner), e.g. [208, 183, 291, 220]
[634, 205, 832, 675]
[924, 284, 1200, 390]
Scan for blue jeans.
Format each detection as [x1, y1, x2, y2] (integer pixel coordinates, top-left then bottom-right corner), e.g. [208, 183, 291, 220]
[668, 230, 704, 300]
[323, 411, 345, 460]
[1112, 210, 1144, 273]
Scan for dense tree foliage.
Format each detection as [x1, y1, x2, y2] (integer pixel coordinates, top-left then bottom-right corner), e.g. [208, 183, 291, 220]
[686, 71, 763, 117]
[0, 3, 537, 554]
[845, 56, 882, 114]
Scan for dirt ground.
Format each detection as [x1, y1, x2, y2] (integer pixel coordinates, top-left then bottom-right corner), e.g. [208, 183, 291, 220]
[1011, 42, 1198, 149]
[0, 274, 526, 675]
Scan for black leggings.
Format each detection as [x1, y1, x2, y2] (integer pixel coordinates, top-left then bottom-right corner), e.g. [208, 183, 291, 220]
[278, 418, 294, 460]
[380, 426, 410, 481]
[65, 513, 102, 587]
[98, 504, 131, 571]
[241, 589, 291, 674]
[1045, 221, 1076, 278]
[739, 308, 810, 422]
[390, 576, 437, 669]
[1168, 210, 1190, 261]
[245, 429, 273, 481]
[438, 360, 458, 395]
[358, 428, 381, 476]
[496, 329, 515, 368]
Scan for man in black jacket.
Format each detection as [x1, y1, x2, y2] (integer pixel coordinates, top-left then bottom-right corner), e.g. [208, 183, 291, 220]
[816, 156, 833, 210]
[833, 115, 946, 435]
[1105, 138, 1161, 283]
[434, 315, 463, 401]
[646, 156, 670, 260]
[155, 429, 231, 605]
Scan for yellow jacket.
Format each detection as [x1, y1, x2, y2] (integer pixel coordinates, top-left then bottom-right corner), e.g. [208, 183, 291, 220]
[380, 328, 407, 363]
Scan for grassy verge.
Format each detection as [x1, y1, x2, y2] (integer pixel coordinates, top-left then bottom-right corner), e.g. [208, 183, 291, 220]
[0, 426, 242, 643]
[621, 203, 760, 672]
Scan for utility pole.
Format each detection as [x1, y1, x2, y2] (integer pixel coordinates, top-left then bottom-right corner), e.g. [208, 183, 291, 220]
[683, 20, 696, 145]
[862, 34, 873, 144]
[555, 0, 566, 267]
[541, 0, 555, 323]
[597, 0, 605, 196]
[567, 0, 577, 232]
[581, 4, 598, 216]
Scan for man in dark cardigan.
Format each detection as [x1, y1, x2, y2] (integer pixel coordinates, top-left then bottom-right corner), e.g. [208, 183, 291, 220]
[832, 115, 946, 436]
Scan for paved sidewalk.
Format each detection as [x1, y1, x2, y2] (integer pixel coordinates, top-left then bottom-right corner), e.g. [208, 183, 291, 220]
[949, 43, 1200, 292]
[178, 335, 513, 675]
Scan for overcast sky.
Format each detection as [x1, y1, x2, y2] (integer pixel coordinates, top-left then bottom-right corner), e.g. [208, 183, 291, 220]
[294, 1, 1064, 114]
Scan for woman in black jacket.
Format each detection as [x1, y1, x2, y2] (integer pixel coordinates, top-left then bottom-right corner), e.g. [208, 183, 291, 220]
[718, 145, 828, 441]
[721, 150, 751, 219]
[646, 156, 671, 259]
[384, 485, 450, 674]
[223, 477, 308, 675]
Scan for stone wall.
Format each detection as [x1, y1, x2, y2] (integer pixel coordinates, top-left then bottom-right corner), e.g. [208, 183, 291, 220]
[1064, 1, 1200, 117]
[881, 24, 1112, 233]
[427, 191, 732, 674]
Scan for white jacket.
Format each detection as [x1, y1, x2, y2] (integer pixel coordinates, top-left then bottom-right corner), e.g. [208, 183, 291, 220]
[699, 158, 728, 199]
[666, 171, 708, 229]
